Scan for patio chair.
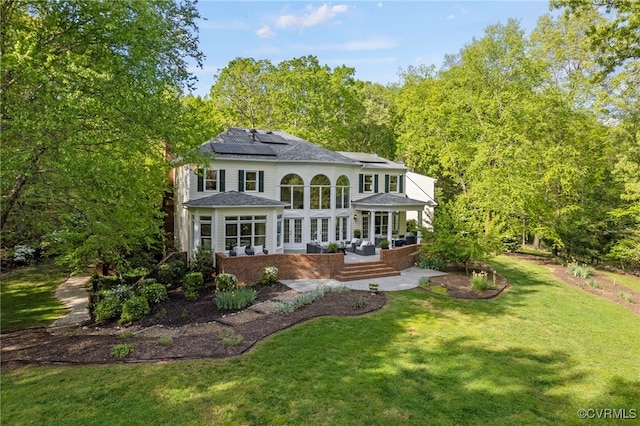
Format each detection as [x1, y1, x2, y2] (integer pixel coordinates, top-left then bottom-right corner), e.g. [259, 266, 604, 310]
[356, 242, 376, 256]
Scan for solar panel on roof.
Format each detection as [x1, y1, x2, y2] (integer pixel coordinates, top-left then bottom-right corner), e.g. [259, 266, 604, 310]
[211, 143, 276, 156]
[256, 133, 288, 144]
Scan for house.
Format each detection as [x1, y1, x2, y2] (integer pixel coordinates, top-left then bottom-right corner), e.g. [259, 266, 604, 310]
[404, 171, 437, 230]
[174, 128, 435, 262]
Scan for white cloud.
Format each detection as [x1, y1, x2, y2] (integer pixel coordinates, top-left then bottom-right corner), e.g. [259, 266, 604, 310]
[377, 2, 383, 7]
[446, 14, 455, 20]
[276, 4, 348, 30]
[256, 25, 275, 38]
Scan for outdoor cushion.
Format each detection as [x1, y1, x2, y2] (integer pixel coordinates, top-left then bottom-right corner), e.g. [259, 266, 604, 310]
[234, 245, 246, 256]
[254, 245, 264, 255]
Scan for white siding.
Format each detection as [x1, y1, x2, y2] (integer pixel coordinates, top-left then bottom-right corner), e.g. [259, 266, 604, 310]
[405, 171, 437, 227]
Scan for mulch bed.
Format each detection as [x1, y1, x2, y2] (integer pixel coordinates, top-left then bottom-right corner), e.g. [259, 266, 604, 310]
[3, 254, 638, 367]
[511, 253, 640, 317]
[424, 266, 509, 299]
[1, 283, 387, 367]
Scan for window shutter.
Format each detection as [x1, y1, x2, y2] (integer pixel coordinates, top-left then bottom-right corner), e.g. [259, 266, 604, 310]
[384, 175, 390, 193]
[374, 175, 379, 193]
[258, 171, 264, 192]
[220, 170, 225, 192]
[399, 175, 404, 193]
[359, 174, 364, 193]
[238, 170, 245, 192]
[197, 169, 204, 192]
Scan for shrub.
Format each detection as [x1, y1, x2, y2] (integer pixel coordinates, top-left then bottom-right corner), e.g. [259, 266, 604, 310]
[190, 248, 214, 282]
[118, 331, 134, 339]
[122, 267, 150, 285]
[260, 266, 279, 285]
[215, 273, 238, 292]
[568, 262, 594, 279]
[352, 295, 368, 309]
[156, 260, 186, 285]
[139, 282, 168, 305]
[501, 235, 522, 253]
[417, 255, 447, 272]
[379, 239, 390, 249]
[94, 293, 122, 323]
[183, 272, 204, 300]
[93, 275, 122, 291]
[471, 271, 489, 292]
[327, 242, 339, 253]
[157, 336, 173, 346]
[271, 286, 329, 314]
[618, 292, 635, 303]
[13, 245, 36, 265]
[120, 296, 150, 323]
[587, 278, 600, 289]
[111, 284, 135, 302]
[215, 287, 257, 310]
[219, 329, 243, 346]
[111, 343, 134, 358]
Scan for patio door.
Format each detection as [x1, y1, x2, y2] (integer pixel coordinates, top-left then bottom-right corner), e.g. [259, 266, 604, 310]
[283, 218, 303, 249]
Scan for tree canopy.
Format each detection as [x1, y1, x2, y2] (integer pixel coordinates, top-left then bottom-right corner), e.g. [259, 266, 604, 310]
[1, 0, 203, 269]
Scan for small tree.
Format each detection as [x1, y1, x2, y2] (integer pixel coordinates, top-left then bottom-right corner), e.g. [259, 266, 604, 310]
[419, 199, 500, 274]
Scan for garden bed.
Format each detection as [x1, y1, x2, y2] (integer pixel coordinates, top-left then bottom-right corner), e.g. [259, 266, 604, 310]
[1, 283, 386, 366]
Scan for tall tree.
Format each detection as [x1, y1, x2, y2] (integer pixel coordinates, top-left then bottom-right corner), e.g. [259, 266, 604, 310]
[551, 0, 640, 75]
[1, 0, 203, 269]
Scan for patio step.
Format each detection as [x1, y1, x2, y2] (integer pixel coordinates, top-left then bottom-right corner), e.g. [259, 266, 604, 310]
[335, 261, 400, 282]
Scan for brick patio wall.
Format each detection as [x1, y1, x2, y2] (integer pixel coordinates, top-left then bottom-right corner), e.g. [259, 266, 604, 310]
[380, 244, 420, 271]
[215, 253, 345, 284]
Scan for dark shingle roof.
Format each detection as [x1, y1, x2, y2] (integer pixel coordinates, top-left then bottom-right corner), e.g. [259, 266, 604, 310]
[352, 193, 427, 208]
[200, 128, 359, 164]
[184, 191, 288, 208]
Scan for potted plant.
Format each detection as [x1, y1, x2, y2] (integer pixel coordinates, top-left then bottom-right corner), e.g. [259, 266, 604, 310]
[353, 229, 361, 238]
[379, 239, 390, 250]
[369, 282, 380, 292]
[327, 242, 339, 253]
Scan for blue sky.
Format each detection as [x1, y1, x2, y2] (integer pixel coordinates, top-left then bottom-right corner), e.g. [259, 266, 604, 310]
[189, 1, 553, 97]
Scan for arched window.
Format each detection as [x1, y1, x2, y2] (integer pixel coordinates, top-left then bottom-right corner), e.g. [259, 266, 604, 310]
[310, 175, 331, 209]
[336, 175, 350, 209]
[280, 174, 304, 209]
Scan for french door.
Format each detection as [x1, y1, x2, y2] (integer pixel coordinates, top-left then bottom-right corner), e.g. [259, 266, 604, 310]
[283, 218, 303, 249]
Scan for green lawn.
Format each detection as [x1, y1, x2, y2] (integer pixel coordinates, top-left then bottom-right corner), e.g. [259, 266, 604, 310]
[2, 255, 639, 425]
[602, 270, 640, 293]
[0, 261, 70, 332]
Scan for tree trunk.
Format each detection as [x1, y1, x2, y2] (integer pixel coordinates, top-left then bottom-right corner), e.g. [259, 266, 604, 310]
[533, 235, 540, 250]
[0, 147, 45, 231]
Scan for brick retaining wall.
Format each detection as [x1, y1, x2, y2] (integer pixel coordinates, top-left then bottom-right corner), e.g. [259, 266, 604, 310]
[380, 244, 420, 271]
[215, 253, 345, 284]
[215, 245, 420, 284]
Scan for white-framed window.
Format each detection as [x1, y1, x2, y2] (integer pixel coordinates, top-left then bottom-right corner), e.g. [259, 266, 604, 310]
[199, 215, 212, 250]
[389, 175, 399, 193]
[205, 170, 218, 191]
[336, 175, 350, 209]
[244, 171, 258, 192]
[364, 174, 374, 193]
[280, 174, 304, 209]
[311, 174, 331, 209]
[224, 215, 267, 250]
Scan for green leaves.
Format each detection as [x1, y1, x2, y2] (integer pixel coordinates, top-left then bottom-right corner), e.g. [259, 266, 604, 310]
[1, 1, 203, 270]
